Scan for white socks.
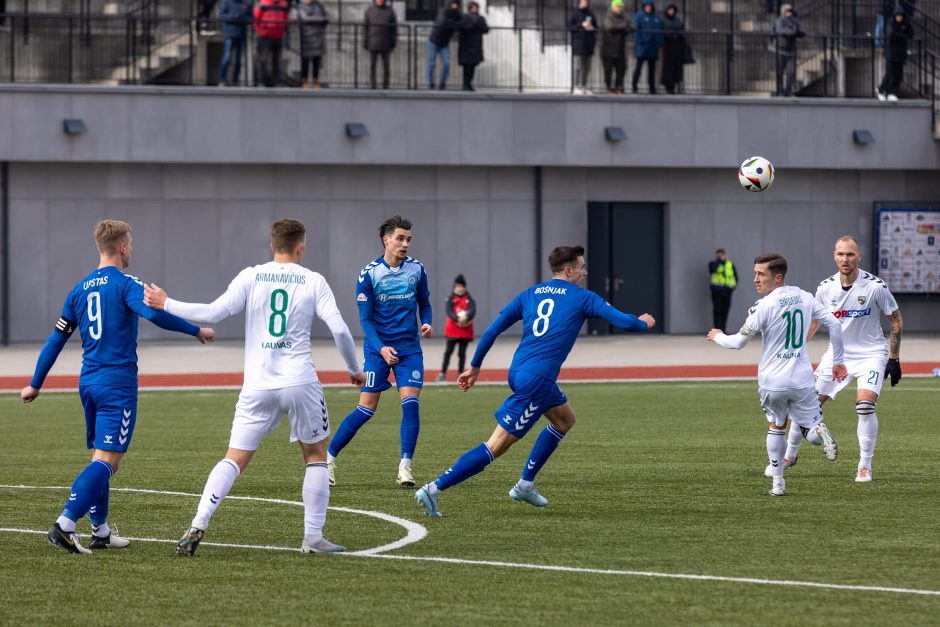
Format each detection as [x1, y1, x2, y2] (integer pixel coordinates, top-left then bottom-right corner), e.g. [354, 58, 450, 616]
[303, 462, 330, 543]
[856, 400, 878, 469]
[192, 458, 241, 531]
[785, 421, 804, 460]
[515, 479, 534, 492]
[426, 482, 440, 496]
[56, 515, 76, 533]
[766, 428, 786, 478]
[92, 522, 111, 538]
[399, 458, 412, 471]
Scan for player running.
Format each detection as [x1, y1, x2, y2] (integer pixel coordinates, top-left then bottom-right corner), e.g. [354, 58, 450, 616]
[327, 215, 433, 488]
[785, 235, 903, 483]
[707, 253, 847, 497]
[415, 245, 654, 517]
[143, 219, 364, 555]
[22, 220, 214, 554]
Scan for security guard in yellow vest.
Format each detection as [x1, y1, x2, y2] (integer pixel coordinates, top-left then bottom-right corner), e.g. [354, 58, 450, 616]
[709, 249, 738, 332]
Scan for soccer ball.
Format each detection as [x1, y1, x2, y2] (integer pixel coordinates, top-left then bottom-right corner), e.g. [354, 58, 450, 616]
[738, 156, 774, 192]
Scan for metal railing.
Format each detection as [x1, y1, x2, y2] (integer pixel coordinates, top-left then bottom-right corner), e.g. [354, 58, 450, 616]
[0, 13, 935, 111]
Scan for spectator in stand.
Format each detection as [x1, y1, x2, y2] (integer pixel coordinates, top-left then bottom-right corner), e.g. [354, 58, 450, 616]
[569, 0, 598, 96]
[458, 2, 489, 91]
[632, 0, 663, 94]
[428, 0, 463, 90]
[219, 0, 253, 86]
[197, 0, 219, 36]
[772, 4, 803, 97]
[298, 0, 329, 88]
[254, 0, 289, 87]
[364, 0, 398, 89]
[659, 3, 685, 94]
[437, 275, 476, 382]
[600, 0, 630, 94]
[878, 8, 914, 102]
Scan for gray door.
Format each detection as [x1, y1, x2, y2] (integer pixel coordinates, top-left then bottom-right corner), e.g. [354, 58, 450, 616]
[587, 202, 665, 334]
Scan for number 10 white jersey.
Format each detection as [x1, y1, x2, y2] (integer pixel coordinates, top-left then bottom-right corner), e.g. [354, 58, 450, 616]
[742, 285, 844, 392]
[166, 262, 356, 390]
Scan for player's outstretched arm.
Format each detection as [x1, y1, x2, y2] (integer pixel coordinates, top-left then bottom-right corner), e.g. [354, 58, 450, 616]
[885, 309, 903, 386]
[144, 280, 244, 325]
[321, 312, 363, 378]
[811, 303, 845, 367]
[707, 326, 752, 349]
[24, 317, 76, 402]
[457, 366, 480, 392]
[593, 297, 654, 332]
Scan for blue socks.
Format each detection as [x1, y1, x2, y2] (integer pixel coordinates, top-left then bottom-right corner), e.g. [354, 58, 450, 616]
[400, 396, 420, 460]
[328, 405, 375, 458]
[434, 443, 494, 491]
[62, 459, 113, 523]
[521, 425, 566, 482]
[89, 478, 110, 527]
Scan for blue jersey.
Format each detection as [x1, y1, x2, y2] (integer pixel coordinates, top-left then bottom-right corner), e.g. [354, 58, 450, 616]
[30, 266, 199, 389]
[356, 256, 432, 356]
[471, 278, 648, 381]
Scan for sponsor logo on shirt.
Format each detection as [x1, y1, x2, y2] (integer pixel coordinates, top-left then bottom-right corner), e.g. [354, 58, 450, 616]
[832, 308, 871, 319]
[357, 293, 368, 302]
[411, 370, 422, 381]
[377, 292, 415, 302]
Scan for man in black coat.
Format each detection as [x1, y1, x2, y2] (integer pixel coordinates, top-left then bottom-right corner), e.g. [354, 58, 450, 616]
[878, 8, 914, 101]
[364, 0, 398, 89]
[568, 0, 597, 95]
[458, 2, 489, 91]
[428, 0, 462, 89]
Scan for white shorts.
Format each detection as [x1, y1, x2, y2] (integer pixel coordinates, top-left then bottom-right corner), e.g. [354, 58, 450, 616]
[229, 382, 330, 451]
[759, 385, 822, 430]
[814, 353, 887, 400]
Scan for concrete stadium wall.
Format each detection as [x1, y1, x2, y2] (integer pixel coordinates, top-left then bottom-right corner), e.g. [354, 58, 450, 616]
[1, 86, 938, 341]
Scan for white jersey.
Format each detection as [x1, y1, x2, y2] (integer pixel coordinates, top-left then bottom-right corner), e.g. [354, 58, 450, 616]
[166, 262, 359, 390]
[741, 285, 844, 392]
[814, 271, 898, 360]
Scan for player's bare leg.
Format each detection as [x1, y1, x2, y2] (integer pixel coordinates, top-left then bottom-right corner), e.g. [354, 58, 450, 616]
[510, 403, 577, 507]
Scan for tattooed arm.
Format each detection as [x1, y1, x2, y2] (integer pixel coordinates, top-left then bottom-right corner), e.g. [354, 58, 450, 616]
[887, 309, 903, 359]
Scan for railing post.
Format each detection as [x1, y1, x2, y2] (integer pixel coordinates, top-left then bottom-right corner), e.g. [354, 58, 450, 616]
[517, 27, 523, 93]
[9, 16, 14, 83]
[725, 32, 732, 96]
[353, 23, 359, 89]
[68, 17, 74, 83]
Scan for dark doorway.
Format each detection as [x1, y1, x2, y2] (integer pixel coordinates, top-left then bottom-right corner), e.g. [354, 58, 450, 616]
[406, 0, 440, 22]
[587, 202, 665, 334]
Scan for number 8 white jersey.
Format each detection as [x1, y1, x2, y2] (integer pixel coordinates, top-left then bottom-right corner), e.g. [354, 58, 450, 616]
[166, 262, 355, 390]
[742, 285, 844, 391]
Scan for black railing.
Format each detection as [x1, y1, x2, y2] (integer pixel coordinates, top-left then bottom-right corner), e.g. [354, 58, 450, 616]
[0, 12, 936, 116]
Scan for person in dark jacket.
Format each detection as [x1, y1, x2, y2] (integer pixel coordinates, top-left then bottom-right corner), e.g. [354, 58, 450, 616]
[219, 0, 253, 85]
[458, 2, 489, 91]
[632, 0, 663, 94]
[437, 275, 476, 382]
[658, 3, 685, 94]
[600, 0, 630, 94]
[298, 0, 329, 88]
[428, 0, 462, 89]
[254, 0, 289, 87]
[772, 3, 803, 96]
[364, 0, 398, 89]
[878, 8, 914, 101]
[568, 0, 598, 95]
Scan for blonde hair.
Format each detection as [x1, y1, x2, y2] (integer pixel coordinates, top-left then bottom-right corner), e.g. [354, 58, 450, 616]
[94, 220, 132, 255]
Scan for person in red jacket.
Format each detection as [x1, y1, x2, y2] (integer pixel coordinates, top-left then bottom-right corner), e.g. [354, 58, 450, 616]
[437, 275, 476, 382]
[254, 0, 289, 87]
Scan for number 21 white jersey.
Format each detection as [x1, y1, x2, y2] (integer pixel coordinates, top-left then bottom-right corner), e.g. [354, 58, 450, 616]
[814, 271, 898, 361]
[742, 285, 843, 392]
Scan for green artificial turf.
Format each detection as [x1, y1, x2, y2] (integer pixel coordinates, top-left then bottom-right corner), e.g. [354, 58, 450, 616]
[1, 380, 938, 625]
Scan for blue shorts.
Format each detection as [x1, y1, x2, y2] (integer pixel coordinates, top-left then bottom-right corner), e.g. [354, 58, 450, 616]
[494, 370, 568, 438]
[79, 385, 138, 453]
[361, 349, 425, 393]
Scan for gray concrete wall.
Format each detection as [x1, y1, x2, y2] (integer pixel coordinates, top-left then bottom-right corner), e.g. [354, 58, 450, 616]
[1, 86, 938, 342]
[6, 162, 939, 342]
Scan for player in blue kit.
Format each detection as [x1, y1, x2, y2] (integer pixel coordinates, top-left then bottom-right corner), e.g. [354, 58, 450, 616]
[327, 215, 434, 488]
[416, 245, 655, 517]
[20, 220, 214, 554]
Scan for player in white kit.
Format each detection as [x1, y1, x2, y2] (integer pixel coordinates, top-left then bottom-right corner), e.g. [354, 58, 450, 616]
[143, 219, 365, 554]
[786, 236, 903, 483]
[707, 253, 847, 496]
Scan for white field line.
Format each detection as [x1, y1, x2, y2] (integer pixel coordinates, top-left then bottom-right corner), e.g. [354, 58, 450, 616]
[0, 484, 425, 557]
[2, 485, 939, 598]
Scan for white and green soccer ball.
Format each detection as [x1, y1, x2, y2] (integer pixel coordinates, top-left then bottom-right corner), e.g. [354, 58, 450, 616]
[738, 156, 775, 192]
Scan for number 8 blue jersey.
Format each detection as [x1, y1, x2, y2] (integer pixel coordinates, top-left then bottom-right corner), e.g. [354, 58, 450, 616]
[471, 278, 649, 381]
